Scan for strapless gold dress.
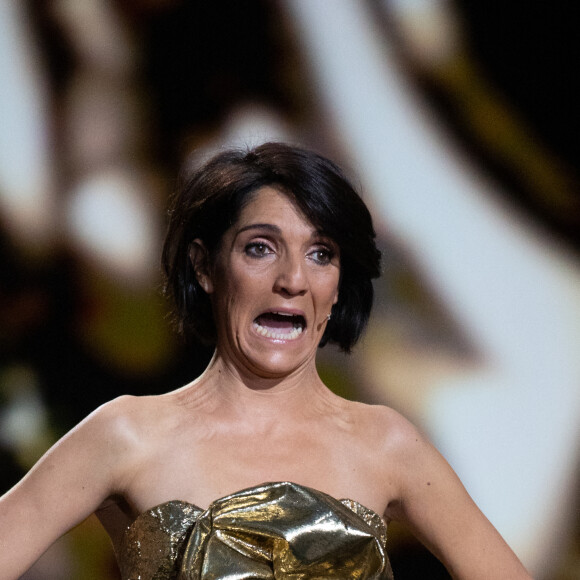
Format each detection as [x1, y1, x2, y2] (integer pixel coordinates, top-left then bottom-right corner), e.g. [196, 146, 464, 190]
[117, 481, 394, 579]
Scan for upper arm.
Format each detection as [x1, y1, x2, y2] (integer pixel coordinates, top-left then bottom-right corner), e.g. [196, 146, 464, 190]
[0, 395, 140, 579]
[384, 418, 532, 580]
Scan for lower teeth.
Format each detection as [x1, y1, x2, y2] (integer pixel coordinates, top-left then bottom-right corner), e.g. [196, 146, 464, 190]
[253, 323, 303, 340]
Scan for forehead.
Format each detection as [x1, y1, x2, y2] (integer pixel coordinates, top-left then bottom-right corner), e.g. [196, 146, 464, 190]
[236, 186, 313, 230]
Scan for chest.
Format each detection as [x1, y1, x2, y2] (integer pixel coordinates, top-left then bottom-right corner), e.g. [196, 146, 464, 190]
[124, 422, 388, 518]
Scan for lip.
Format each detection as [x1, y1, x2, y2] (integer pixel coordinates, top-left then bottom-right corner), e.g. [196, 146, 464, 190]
[257, 307, 307, 319]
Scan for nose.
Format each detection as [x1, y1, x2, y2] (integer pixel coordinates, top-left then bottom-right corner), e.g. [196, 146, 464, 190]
[273, 254, 307, 297]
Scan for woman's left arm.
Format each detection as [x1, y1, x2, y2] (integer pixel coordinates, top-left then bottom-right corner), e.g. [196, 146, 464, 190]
[385, 422, 533, 580]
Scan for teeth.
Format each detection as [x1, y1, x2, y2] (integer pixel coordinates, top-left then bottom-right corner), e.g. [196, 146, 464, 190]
[253, 322, 303, 340]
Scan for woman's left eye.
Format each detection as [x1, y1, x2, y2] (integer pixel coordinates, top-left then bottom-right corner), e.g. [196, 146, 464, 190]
[309, 248, 333, 265]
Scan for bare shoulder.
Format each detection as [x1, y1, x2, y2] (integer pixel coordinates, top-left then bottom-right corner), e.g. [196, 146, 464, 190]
[73, 394, 145, 445]
[89, 393, 159, 424]
[341, 400, 443, 489]
[342, 399, 426, 450]
[78, 393, 178, 452]
[349, 408, 533, 579]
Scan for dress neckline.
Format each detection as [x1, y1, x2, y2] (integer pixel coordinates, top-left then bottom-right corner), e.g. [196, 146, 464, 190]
[126, 481, 386, 530]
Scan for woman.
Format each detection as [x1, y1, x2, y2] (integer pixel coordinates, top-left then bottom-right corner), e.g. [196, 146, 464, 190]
[0, 143, 531, 579]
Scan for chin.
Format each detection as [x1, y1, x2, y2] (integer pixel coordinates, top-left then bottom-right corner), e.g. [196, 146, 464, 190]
[243, 341, 315, 379]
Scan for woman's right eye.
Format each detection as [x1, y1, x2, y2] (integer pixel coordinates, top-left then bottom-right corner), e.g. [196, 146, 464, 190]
[244, 242, 272, 258]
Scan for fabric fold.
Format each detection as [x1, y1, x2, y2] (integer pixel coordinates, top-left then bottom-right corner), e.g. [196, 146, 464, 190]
[178, 481, 391, 579]
[119, 481, 393, 580]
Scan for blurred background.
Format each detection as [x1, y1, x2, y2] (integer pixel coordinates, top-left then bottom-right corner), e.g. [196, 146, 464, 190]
[1, 1, 579, 578]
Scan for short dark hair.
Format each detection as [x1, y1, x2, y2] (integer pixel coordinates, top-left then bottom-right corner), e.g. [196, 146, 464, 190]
[162, 142, 381, 352]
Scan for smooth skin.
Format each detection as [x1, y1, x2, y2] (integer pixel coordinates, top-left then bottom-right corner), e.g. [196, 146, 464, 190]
[0, 187, 532, 579]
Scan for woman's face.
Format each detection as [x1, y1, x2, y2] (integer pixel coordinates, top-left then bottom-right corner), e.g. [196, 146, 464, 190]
[201, 186, 340, 380]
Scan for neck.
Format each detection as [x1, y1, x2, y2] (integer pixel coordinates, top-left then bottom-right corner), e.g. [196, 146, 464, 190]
[183, 350, 338, 421]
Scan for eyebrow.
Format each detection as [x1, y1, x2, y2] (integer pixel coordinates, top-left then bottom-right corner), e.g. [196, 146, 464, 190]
[235, 223, 282, 236]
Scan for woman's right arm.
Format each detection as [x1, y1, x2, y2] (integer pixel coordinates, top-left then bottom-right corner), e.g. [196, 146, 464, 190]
[0, 396, 138, 579]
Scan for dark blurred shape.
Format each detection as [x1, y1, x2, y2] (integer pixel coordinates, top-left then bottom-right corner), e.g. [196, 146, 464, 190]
[390, 546, 451, 580]
[456, 0, 578, 169]
[0, 448, 25, 492]
[142, 0, 300, 163]
[374, 0, 580, 252]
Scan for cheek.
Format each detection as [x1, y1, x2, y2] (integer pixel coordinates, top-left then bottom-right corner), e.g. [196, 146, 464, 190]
[323, 271, 341, 304]
[332, 287, 339, 305]
[216, 267, 261, 314]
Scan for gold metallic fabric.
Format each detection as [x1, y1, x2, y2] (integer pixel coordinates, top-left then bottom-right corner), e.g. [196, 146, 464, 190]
[118, 481, 394, 580]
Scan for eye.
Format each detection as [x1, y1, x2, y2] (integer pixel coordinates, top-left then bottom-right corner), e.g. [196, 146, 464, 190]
[245, 242, 273, 258]
[309, 246, 335, 265]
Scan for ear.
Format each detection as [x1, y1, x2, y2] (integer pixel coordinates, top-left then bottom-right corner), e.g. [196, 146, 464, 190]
[189, 239, 214, 294]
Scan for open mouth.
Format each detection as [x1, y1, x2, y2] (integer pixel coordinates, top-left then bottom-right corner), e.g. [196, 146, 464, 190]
[253, 311, 306, 340]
